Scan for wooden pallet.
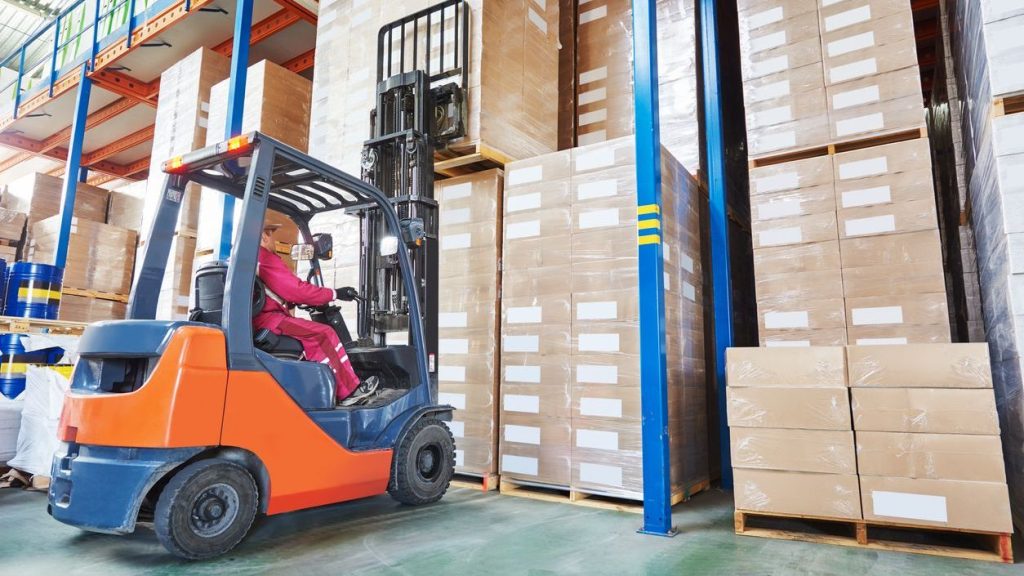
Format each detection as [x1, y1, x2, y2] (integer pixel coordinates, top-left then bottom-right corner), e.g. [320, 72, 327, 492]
[61, 287, 130, 304]
[748, 127, 928, 169]
[450, 472, 500, 492]
[500, 478, 709, 515]
[434, 141, 513, 179]
[735, 510, 1014, 564]
[0, 315, 88, 335]
[992, 93, 1024, 118]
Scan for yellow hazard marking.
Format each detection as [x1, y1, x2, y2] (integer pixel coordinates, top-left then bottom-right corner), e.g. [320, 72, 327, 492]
[637, 204, 660, 216]
[638, 234, 661, 245]
[17, 288, 61, 301]
[637, 219, 661, 230]
[1, 363, 28, 375]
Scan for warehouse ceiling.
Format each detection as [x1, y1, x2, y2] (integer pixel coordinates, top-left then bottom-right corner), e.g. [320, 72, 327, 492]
[0, 0, 76, 70]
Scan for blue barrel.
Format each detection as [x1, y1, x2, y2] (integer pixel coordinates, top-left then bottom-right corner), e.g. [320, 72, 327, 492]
[0, 333, 50, 399]
[0, 259, 7, 314]
[3, 262, 63, 320]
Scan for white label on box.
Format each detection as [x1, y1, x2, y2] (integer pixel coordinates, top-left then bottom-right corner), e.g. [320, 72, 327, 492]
[578, 109, 608, 127]
[845, 214, 896, 237]
[758, 226, 803, 247]
[444, 207, 472, 224]
[820, 0, 843, 5]
[576, 429, 619, 451]
[577, 179, 618, 200]
[857, 337, 909, 345]
[842, 185, 892, 208]
[506, 365, 541, 383]
[830, 58, 878, 83]
[833, 84, 881, 110]
[663, 242, 671, 263]
[579, 66, 608, 84]
[505, 335, 540, 353]
[502, 454, 539, 476]
[579, 5, 607, 24]
[504, 394, 540, 414]
[580, 397, 623, 418]
[827, 31, 876, 57]
[439, 339, 469, 354]
[577, 301, 618, 320]
[439, 392, 466, 410]
[197, 116, 208, 129]
[836, 112, 885, 137]
[505, 425, 541, 445]
[578, 333, 620, 352]
[442, 182, 472, 200]
[872, 491, 948, 523]
[825, 5, 871, 31]
[753, 171, 799, 194]
[664, 271, 671, 290]
[577, 364, 618, 384]
[751, 79, 791, 102]
[754, 105, 793, 128]
[683, 281, 697, 302]
[454, 449, 465, 467]
[681, 253, 695, 273]
[759, 130, 797, 152]
[839, 156, 888, 180]
[852, 305, 904, 325]
[751, 30, 787, 53]
[441, 233, 472, 251]
[579, 87, 607, 106]
[575, 147, 617, 171]
[528, 7, 548, 33]
[449, 420, 465, 438]
[766, 339, 811, 347]
[532, 0, 546, 8]
[438, 365, 466, 382]
[508, 165, 543, 186]
[764, 311, 810, 329]
[752, 55, 790, 77]
[579, 208, 620, 229]
[579, 462, 623, 487]
[757, 199, 802, 220]
[578, 130, 607, 145]
[747, 6, 783, 29]
[507, 220, 541, 240]
[508, 192, 542, 212]
[438, 312, 468, 328]
[507, 306, 543, 324]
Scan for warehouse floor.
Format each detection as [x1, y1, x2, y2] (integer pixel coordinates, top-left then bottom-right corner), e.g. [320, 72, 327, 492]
[1, 486, 1018, 575]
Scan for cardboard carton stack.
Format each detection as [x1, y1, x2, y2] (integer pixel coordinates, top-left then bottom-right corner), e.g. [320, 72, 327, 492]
[848, 344, 1012, 532]
[499, 137, 708, 500]
[2, 173, 108, 244]
[0, 208, 26, 261]
[727, 347, 861, 519]
[106, 191, 145, 232]
[435, 169, 503, 478]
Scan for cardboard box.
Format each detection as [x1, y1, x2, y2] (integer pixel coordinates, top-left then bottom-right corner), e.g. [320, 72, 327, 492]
[727, 387, 853, 430]
[437, 353, 496, 388]
[572, 384, 643, 423]
[499, 413, 572, 486]
[742, 35, 824, 81]
[739, 8, 820, 54]
[756, 268, 845, 302]
[749, 155, 834, 196]
[824, 38, 919, 86]
[834, 167, 935, 210]
[743, 62, 829, 108]
[758, 297, 847, 332]
[503, 265, 572, 299]
[750, 185, 837, 222]
[752, 211, 839, 249]
[106, 192, 144, 232]
[846, 343, 992, 388]
[0, 208, 26, 242]
[851, 388, 1000, 434]
[502, 294, 572, 327]
[856, 431, 1006, 482]
[839, 229, 943, 268]
[502, 323, 572, 357]
[505, 150, 572, 190]
[727, 346, 847, 388]
[30, 217, 136, 295]
[58, 294, 127, 323]
[448, 412, 496, 475]
[833, 137, 933, 183]
[837, 199, 938, 239]
[746, 88, 829, 132]
[841, 261, 946, 298]
[761, 328, 849, 347]
[845, 293, 949, 328]
[438, 169, 504, 223]
[859, 476, 1012, 532]
[747, 114, 832, 157]
[3, 173, 109, 235]
[754, 240, 841, 276]
[731, 428, 856, 474]
[846, 324, 951, 345]
[572, 289, 640, 325]
[818, 0, 913, 38]
[734, 469, 862, 519]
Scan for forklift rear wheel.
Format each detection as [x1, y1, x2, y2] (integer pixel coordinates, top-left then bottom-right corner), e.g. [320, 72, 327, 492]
[389, 418, 455, 505]
[154, 458, 259, 560]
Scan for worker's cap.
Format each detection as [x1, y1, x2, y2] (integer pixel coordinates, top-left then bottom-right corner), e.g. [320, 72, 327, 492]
[263, 223, 283, 233]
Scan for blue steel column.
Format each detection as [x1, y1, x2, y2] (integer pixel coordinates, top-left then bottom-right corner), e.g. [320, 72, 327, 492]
[54, 65, 93, 269]
[700, 0, 734, 488]
[217, 0, 254, 260]
[632, 0, 673, 537]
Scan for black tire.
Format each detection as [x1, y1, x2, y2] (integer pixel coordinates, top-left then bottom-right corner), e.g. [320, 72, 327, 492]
[154, 459, 259, 560]
[388, 417, 455, 505]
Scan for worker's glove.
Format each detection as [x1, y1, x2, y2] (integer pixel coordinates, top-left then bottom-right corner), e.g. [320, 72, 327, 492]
[336, 286, 360, 301]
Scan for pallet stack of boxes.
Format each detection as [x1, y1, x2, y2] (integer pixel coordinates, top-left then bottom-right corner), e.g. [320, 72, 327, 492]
[0, 208, 26, 262]
[741, 0, 951, 346]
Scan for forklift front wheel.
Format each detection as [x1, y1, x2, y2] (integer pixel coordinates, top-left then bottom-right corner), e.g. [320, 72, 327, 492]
[389, 418, 455, 506]
[154, 458, 259, 560]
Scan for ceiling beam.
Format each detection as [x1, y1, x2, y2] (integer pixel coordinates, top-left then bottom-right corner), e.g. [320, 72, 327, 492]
[272, 0, 316, 25]
[91, 70, 160, 105]
[0, 150, 35, 174]
[40, 97, 141, 154]
[214, 8, 301, 56]
[283, 49, 315, 74]
[81, 125, 155, 165]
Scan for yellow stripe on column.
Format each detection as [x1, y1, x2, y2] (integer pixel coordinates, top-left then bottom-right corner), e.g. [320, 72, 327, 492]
[637, 204, 660, 216]
[637, 219, 661, 230]
[638, 234, 661, 245]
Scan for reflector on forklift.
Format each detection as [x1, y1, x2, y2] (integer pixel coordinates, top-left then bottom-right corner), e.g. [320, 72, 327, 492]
[161, 132, 255, 174]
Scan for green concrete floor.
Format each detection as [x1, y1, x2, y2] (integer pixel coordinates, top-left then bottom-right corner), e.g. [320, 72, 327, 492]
[1, 486, 1020, 575]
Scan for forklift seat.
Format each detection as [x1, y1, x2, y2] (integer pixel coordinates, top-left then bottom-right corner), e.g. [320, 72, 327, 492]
[253, 328, 304, 360]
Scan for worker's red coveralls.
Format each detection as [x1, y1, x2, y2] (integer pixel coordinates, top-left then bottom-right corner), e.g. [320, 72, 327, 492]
[253, 246, 360, 399]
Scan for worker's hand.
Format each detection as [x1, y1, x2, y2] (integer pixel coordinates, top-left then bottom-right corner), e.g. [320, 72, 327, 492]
[336, 286, 360, 301]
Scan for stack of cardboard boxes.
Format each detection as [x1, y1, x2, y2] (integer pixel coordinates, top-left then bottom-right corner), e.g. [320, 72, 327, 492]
[0, 208, 26, 262]
[435, 169, 503, 478]
[728, 345, 1013, 533]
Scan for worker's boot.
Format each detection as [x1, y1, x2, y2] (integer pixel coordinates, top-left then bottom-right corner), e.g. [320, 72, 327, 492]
[340, 375, 380, 406]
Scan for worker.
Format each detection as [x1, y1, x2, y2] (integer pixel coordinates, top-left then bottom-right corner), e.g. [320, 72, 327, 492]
[254, 223, 378, 406]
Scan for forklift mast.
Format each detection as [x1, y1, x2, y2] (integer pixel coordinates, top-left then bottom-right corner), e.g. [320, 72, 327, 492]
[357, 0, 469, 364]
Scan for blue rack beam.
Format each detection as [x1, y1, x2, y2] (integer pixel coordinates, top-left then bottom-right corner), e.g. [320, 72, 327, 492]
[54, 65, 93, 269]
[631, 0, 674, 537]
[217, 0, 255, 260]
[700, 0, 734, 488]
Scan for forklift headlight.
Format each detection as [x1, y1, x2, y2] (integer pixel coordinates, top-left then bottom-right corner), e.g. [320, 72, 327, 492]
[380, 236, 399, 256]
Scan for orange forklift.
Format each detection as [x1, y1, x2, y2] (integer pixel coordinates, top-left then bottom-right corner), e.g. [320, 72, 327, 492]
[47, 1, 471, 559]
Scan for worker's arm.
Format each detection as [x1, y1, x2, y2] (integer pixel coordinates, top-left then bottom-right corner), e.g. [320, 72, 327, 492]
[257, 247, 334, 306]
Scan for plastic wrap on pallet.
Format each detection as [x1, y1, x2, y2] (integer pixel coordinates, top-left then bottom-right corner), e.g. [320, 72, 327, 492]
[730, 427, 856, 475]
[734, 468, 862, 519]
[6, 366, 69, 477]
[846, 343, 992, 388]
[856, 431, 1006, 481]
[726, 346, 847, 388]
[29, 216, 136, 296]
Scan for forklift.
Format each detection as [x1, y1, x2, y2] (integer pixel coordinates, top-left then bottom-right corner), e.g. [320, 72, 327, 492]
[47, 0, 470, 560]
